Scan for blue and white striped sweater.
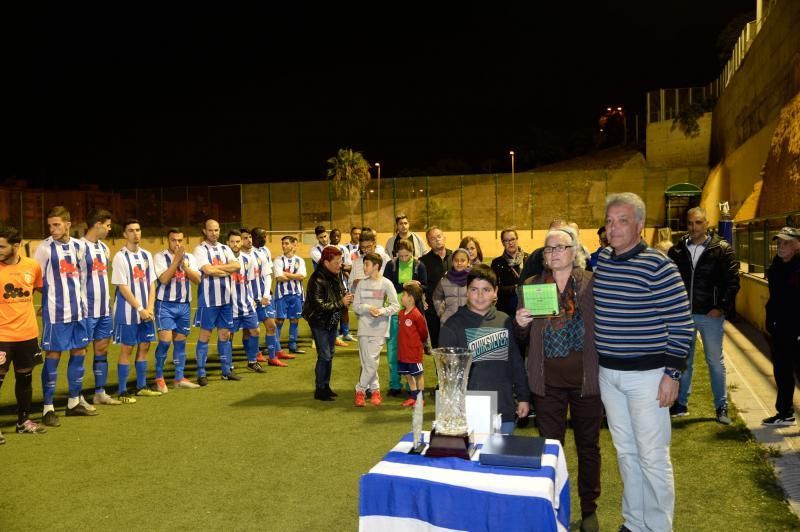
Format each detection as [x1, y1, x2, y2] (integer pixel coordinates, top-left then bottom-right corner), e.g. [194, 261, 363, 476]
[593, 243, 693, 371]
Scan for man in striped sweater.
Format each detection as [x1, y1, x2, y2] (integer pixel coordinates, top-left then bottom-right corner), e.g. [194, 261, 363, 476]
[593, 193, 693, 532]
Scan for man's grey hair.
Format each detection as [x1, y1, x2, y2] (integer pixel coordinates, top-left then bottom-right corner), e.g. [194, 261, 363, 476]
[544, 226, 587, 270]
[686, 206, 707, 220]
[606, 192, 646, 223]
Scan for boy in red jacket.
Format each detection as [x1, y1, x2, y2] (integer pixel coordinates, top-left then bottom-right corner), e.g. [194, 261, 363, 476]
[397, 282, 428, 407]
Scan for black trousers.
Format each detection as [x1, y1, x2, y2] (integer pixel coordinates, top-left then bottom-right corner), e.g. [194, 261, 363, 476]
[771, 333, 800, 416]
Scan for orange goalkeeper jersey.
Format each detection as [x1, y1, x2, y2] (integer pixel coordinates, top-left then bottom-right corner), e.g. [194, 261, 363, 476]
[0, 256, 43, 341]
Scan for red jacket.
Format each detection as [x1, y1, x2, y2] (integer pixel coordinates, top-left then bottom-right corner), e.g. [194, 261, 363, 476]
[398, 307, 428, 364]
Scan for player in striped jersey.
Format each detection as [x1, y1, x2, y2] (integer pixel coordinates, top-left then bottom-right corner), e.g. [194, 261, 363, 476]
[34, 206, 94, 426]
[111, 219, 160, 402]
[226, 230, 264, 373]
[345, 226, 361, 257]
[310, 225, 330, 270]
[80, 209, 121, 406]
[273, 235, 306, 354]
[153, 228, 202, 392]
[330, 228, 355, 343]
[243, 227, 293, 367]
[193, 219, 241, 385]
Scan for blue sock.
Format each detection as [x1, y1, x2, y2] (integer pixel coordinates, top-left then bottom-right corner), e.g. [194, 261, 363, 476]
[41, 358, 60, 406]
[154, 341, 171, 379]
[246, 335, 260, 363]
[135, 360, 147, 389]
[118, 363, 130, 395]
[93, 354, 108, 393]
[289, 322, 298, 349]
[196, 341, 209, 377]
[266, 335, 277, 359]
[173, 340, 187, 382]
[218, 340, 231, 375]
[67, 354, 85, 398]
[341, 322, 350, 337]
[275, 322, 284, 351]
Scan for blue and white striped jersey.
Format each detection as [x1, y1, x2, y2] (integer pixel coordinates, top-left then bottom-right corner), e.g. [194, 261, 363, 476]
[193, 241, 237, 308]
[34, 237, 85, 324]
[79, 238, 110, 318]
[249, 246, 273, 302]
[230, 252, 256, 318]
[111, 247, 156, 325]
[154, 250, 198, 303]
[273, 254, 306, 299]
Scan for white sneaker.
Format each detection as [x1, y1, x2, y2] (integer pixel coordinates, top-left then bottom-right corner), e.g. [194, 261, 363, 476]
[79, 395, 98, 412]
[93, 392, 122, 406]
[155, 378, 169, 394]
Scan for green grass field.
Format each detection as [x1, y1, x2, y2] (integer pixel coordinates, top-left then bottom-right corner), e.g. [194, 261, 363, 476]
[2, 272, 798, 530]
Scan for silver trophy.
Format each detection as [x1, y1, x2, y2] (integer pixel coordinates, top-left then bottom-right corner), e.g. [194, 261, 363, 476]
[426, 347, 475, 459]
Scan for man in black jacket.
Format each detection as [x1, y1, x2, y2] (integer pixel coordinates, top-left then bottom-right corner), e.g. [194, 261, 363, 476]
[762, 227, 800, 426]
[667, 207, 740, 424]
[419, 227, 452, 348]
[302, 246, 353, 401]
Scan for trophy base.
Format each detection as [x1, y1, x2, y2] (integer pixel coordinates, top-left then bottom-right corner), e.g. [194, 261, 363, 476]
[425, 428, 475, 459]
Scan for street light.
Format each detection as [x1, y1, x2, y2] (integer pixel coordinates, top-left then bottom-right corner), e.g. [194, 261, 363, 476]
[375, 162, 381, 229]
[509, 150, 515, 227]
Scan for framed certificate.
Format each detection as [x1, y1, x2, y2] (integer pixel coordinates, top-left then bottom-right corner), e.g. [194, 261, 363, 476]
[522, 283, 560, 317]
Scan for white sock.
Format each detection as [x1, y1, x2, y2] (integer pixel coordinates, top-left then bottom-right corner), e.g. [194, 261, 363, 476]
[67, 396, 80, 409]
[43, 404, 55, 415]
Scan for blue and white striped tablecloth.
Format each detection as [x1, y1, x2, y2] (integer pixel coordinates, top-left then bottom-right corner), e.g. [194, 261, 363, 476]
[359, 433, 570, 532]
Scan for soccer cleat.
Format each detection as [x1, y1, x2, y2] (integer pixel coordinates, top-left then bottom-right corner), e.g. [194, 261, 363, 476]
[289, 347, 306, 355]
[342, 335, 356, 342]
[370, 390, 383, 406]
[401, 398, 417, 407]
[276, 351, 296, 360]
[354, 390, 366, 407]
[43, 410, 60, 427]
[155, 378, 169, 394]
[135, 387, 163, 397]
[66, 403, 99, 417]
[16, 419, 47, 434]
[334, 338, 348, 347]
[716, 406, 732, 425]
[256, 352, 267, 363]
[118, 393, 137, 404]
[268, 358, 288, 367]
[175, 378, 201, 389]
[197, 376, 209, 387]
[221, 372, 242, 381]
[93, 392, 122, 405]
[669, 403, 689, 417]
[79, 395, 97, 412]
[247, 362, 266, 373]
[762, 414, 795, 426]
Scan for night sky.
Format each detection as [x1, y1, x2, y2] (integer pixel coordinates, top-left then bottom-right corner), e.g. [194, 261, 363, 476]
[5, 1, 755, 188]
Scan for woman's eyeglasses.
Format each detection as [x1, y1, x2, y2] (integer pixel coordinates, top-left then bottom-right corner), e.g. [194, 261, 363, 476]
[543, 245, 573, 254]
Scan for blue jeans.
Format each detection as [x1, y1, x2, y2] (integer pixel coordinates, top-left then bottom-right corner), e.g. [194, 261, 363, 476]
[600, 367, 674, 532]
[678, 314, 727, 409]
[311, 325, 337, 390]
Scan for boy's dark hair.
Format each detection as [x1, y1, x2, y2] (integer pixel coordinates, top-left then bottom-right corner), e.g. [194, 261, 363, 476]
[251, 227, 267, 248]
[467, 263, 497, 288]
[167, 227, 183, 237]
[360, 230, 376, 243]
[314, 225, 327, 236]
[403, 282, 424, 306]
[0, 226, 22, 245]
[363, 252, 383, 269]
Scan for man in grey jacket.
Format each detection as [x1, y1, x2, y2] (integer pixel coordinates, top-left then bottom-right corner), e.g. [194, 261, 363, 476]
[385, 213, 427, 258]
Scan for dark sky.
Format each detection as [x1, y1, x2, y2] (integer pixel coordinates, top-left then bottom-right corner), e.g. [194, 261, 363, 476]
[5, 1, 755, 188]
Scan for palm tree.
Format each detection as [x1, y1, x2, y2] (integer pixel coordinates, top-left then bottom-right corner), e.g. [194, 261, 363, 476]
[327, 148, 372, 227]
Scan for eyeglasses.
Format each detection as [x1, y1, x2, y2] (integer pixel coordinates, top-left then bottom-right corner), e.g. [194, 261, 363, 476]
[543, 245, 573, 254]
[502, 238, 517, 244]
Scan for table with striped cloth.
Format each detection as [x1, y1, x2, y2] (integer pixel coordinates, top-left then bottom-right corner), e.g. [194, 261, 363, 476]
[359, 432, 570, 532]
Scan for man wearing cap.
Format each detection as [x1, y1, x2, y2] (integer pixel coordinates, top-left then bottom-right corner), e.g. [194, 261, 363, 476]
[762, 227, 800, 426]
[667, 207, 740, 424]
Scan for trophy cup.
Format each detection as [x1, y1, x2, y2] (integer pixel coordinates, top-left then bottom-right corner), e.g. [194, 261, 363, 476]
[425, 347, 476, 459]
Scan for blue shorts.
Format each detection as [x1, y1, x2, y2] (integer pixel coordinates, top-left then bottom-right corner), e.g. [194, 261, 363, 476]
[256, 301, 276, 321]
[194, 303, 234, 331]
[275, 295, 303, 319]
[397, 361, 424, 376]
[113, 321, 156, 346]
[85, 316, 113, 341]
[231, 313, 259, 333]
[41, 319, 89, 352]
[156, 300, 191, 335]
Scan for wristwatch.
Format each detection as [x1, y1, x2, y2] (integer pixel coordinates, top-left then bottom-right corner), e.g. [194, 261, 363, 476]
[664, 367, 681, 381]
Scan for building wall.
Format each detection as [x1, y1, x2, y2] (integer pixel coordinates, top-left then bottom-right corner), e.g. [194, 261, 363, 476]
[646, 113, 712, 168]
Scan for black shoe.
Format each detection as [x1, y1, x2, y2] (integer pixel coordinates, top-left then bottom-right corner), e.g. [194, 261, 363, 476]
[618, 526, 632, 532]
[669, 403, 688, 417]
[716, 406, 732, 425]
[66, 404, 99, 417]
[289, 347, 306, 354]
[325, 386, 338, 397]
[580, 511, 599, 532]
[222, 372, 242, 381]
[43, 410, 60, 427]
[197, 376, 209, 387]
[762, 413, 795, 426]
[314, 388, 334, 401]
[365, 389, 373, 400]
[388, 388, 403, 397]
[516, 416, 529, 428]
[247, 362, 266, 373]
